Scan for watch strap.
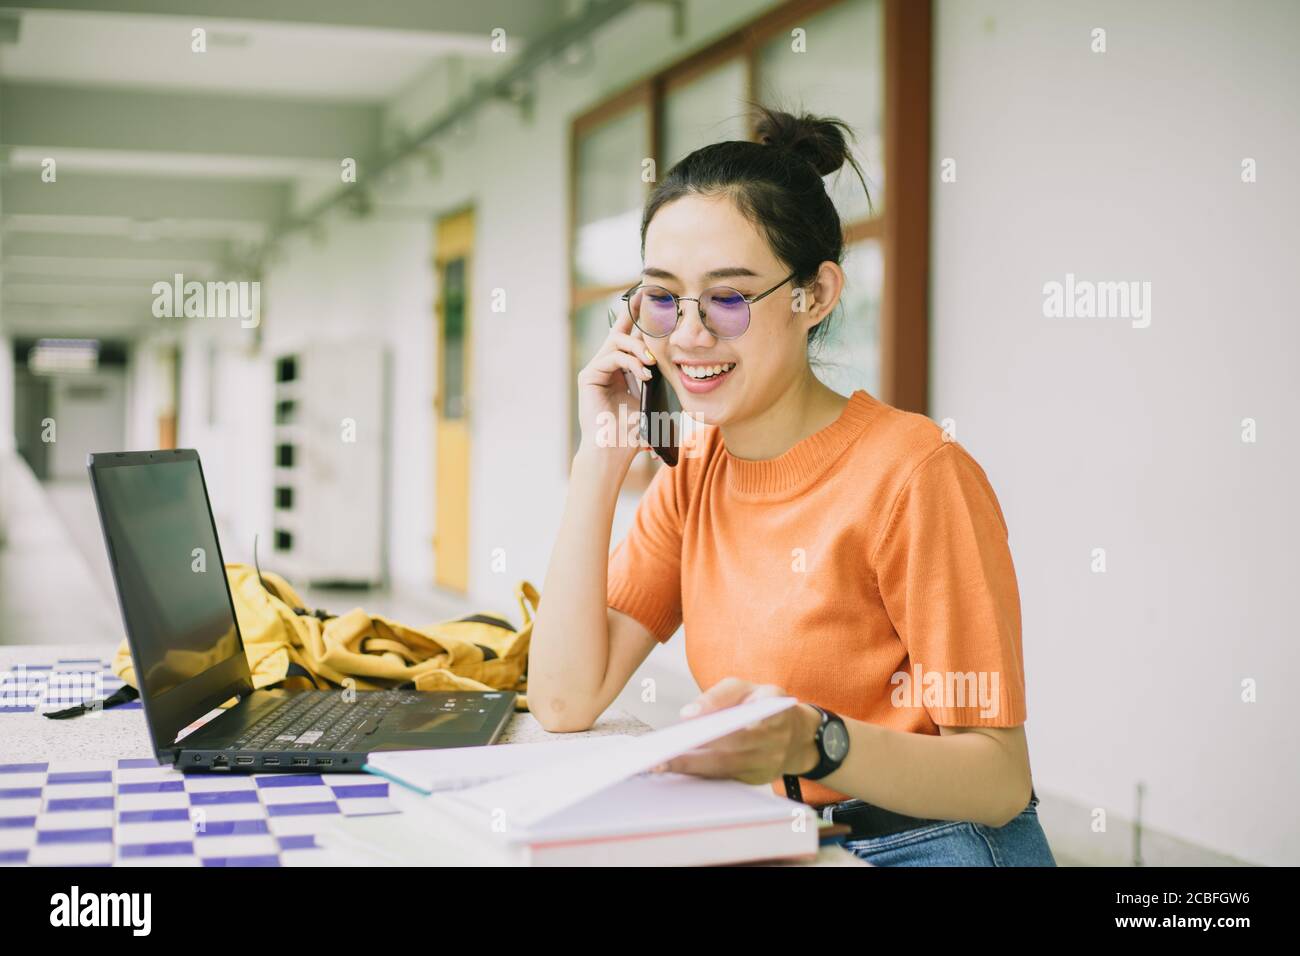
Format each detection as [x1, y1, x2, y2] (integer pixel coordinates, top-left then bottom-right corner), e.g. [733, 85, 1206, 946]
[783, 774, 803, 802]
[783, 706, 829, 802]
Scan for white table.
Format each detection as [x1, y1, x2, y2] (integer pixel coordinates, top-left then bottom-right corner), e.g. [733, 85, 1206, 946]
[0, 642, 862, 866]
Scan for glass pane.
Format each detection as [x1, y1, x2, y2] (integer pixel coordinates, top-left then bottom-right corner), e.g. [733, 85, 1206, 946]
[441, 256, 467, 420]
[574, 106, 649, 287]
[812, 239, 881, 397]
[757, 0, 883, 222]
[661, 58, 749, 170]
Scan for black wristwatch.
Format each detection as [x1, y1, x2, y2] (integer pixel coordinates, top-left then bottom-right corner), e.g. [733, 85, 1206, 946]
[803, 704, 850, 779]
[782, 705, 849, 802]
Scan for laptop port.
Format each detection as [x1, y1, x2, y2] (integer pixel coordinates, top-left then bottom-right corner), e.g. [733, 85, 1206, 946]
[292, 757, 309, 766]
[316, 758, 332, 767]
[211, 755, 229, 769]
[263, 757, 281, 766]
[235, 756, 254, 766]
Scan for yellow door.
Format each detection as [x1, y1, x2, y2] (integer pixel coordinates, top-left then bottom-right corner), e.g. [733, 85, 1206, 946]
[434, 209, 474, 593]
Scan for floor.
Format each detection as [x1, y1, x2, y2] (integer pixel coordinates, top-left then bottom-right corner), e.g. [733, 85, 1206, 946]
[0, 459, 121, 646]
[44, 477, 119, 607]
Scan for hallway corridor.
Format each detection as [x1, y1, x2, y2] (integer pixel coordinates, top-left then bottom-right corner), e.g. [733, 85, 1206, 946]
[0, 454, 119, 646]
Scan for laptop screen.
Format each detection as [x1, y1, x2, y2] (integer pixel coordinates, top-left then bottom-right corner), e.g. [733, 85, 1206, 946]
[92, 454, 246, 738]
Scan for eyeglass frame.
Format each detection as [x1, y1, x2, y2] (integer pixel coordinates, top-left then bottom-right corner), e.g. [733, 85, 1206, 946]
[618, 271, 799, 340]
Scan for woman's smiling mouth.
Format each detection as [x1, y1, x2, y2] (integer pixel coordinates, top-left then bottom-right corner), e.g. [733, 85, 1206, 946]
[676, 360, 737, 393]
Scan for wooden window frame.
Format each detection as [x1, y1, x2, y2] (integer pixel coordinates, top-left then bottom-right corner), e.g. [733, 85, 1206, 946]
[568, 0, 932, 473]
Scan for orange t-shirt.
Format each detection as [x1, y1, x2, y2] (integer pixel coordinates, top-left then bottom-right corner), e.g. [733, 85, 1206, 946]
[606, 389, 1028, 807]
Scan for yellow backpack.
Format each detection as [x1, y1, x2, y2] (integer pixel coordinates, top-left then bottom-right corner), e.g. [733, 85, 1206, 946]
[107, 564, 534, 712]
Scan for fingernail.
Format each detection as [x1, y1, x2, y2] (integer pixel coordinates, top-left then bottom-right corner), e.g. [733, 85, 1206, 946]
[640, 367, 652, 379]
[643, 350, 656, 363]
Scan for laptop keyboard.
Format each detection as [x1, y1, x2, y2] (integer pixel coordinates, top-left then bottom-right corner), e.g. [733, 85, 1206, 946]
[227, 689, 424, 753]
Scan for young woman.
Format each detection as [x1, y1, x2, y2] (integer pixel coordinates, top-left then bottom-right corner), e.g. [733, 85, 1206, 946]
[530, 106, 1055, 866]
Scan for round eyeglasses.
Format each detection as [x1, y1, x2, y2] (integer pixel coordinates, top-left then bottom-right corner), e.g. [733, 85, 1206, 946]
[619, 272, 797, 339]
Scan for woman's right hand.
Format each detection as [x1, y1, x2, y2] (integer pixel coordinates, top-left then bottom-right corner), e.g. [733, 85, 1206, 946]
[576, 309, 656, 465]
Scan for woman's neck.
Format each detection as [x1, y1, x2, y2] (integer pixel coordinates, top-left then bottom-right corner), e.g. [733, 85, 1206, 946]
[719, 371, 849, 461]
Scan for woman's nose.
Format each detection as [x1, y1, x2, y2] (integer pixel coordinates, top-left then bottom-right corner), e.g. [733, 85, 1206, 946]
[669, 298, 716, 349]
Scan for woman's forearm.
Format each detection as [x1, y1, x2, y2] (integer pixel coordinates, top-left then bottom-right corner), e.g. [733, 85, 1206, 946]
[815, 717, 1033, 827]
[528, 445, 631, 730]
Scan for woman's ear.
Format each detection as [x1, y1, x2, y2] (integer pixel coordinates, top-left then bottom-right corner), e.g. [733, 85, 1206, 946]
[794, 261, 845, 334]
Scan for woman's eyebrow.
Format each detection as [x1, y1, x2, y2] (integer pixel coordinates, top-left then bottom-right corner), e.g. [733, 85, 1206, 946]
[643, 266, 760, 282]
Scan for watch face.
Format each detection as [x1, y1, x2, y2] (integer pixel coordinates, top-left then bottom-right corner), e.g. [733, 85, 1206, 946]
[823, 721, 850, 762]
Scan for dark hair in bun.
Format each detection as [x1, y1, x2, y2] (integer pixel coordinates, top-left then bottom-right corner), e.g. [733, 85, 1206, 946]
[753, 105, 859, 178]
[640, 103, 871, 347]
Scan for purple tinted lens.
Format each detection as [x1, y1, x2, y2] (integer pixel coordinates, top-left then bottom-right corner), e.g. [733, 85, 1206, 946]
[632, 287, 678, 336]
[702, 288, 750, 337]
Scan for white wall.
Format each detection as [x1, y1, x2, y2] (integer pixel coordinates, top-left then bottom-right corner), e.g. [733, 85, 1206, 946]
[47, 369, 127, 479]
[0, 336, 13, 455]
[174, 326, 271, 565]
[124, 338, 175, 453]
[177, 220, 432, 579]
[931, 0, 1299, 865]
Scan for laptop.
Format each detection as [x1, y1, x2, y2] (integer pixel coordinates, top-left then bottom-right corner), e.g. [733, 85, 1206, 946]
[87, 448, 516, 773]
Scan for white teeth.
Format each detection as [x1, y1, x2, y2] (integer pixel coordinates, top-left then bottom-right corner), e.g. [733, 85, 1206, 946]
[681, 362, 735, 380]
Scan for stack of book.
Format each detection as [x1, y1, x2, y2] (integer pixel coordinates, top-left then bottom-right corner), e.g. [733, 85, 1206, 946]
[343, 697, 822, 866]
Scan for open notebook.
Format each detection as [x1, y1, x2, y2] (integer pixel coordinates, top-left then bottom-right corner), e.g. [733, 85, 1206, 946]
[358, 697, 820, 866]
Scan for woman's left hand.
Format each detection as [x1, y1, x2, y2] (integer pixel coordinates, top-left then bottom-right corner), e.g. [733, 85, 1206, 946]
[653, 678, 820, 785]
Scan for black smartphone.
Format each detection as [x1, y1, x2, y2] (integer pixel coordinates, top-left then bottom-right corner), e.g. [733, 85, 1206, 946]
[609, 305, 681, 466]
[640, 362, 680, 466]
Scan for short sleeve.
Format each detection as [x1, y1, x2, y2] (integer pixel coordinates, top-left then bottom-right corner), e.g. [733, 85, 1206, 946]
[607, 463, 684, 643]
[871, 442, 1027, 727]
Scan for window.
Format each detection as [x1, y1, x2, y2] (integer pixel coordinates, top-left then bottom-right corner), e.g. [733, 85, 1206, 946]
[813, 240, 883, 396]
[756, 0, 885, 398]
[661, 59, 749, 169]
[756, 0, 884, 223]
[569, 86, 654, 473]
[439, 256, 469, 421]
[275, 355, 297, 384]
[574, 103, 650, 288]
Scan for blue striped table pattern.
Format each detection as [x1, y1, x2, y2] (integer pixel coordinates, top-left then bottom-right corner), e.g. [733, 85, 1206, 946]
[0, 658, 401, 866]
[0, 758, 400, 866]
[0, 658, 140, 714]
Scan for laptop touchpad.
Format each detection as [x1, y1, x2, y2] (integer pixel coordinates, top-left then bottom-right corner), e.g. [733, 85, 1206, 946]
[390, 699, 490, 735]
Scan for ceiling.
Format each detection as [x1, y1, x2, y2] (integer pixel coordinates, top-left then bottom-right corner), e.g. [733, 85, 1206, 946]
[0, 0, 572, 339]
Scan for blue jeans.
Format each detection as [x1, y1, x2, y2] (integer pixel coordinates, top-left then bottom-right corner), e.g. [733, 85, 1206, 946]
[833, 797, 1057, 867]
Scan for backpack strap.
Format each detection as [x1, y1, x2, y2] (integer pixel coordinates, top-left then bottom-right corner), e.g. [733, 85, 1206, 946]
[254, 534, 336, 621]
[42, 683, 140, 720]
[284, 661, 339, 689]
[42, 662, 339, 721]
